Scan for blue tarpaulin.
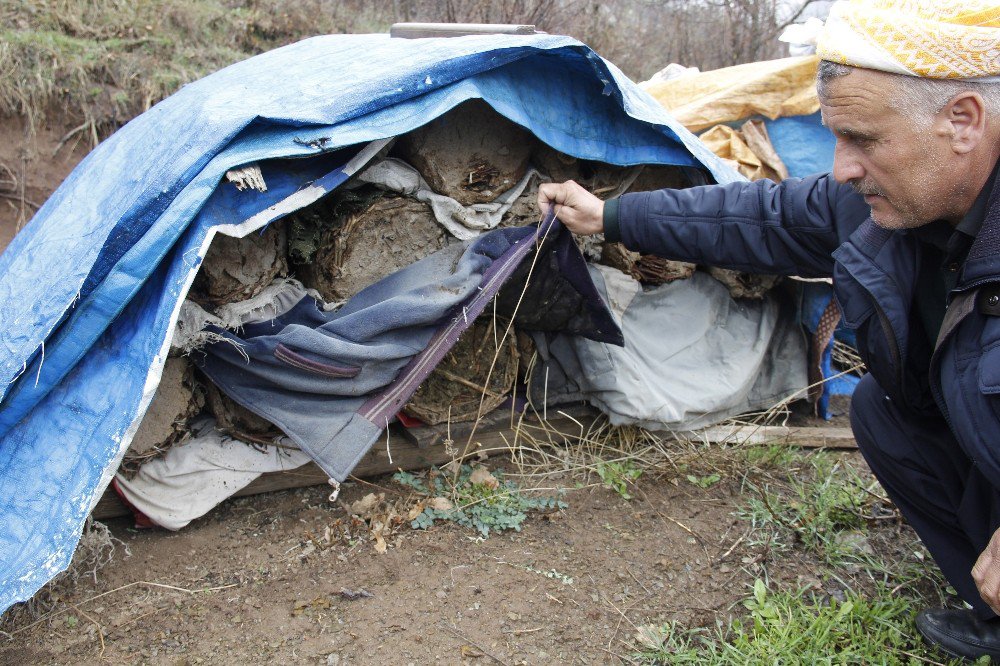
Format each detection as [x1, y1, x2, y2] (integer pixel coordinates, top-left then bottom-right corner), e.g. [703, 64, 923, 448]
[765, 112, 836, 180]
[0, 33, 737, 613]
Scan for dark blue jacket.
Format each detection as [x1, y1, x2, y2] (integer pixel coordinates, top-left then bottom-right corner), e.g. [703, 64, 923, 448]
[611, 170, 1000, 490]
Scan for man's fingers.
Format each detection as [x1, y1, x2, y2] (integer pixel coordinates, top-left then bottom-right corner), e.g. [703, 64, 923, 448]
[987, 579, 1000, 616]
[974, 552, 990, 584]
[973, 550, 1000, 613]
[535, 180, 603, 236]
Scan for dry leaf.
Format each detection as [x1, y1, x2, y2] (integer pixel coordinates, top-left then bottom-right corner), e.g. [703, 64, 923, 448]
[292, 597, 331, 616]
[469, 466, 499, 489]
[407, 501, 426, 521]
[634, 625, 666, 651]
[349, 492, 381, 516]
[371, 519, 389, 554]
[427, 497, 454, 511]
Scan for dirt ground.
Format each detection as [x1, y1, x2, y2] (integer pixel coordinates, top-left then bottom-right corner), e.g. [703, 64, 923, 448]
[0, 119, 92, 251]
[1, 441, 907, 666]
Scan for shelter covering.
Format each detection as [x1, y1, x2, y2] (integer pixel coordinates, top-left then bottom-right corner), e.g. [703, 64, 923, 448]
[0, 33, 736, 614]
[640, 56, 820, 133]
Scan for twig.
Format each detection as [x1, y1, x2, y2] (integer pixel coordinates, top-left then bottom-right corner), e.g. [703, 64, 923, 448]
[716, 531, 748, 563]
[71, 603, 106, 660]
[10, 580, 240, 635]
[632, 484, 709, 551]
[347, 474, 409, 496]
[52, 121, 91, 156]
[0, 191, 40, 210]
[598, 645, 631, 663]
[506, 627, 543, 635]
[896, 649, 946, 665]
[600, 589, 640, 651]
[114, 605, 169, 631]
[625, 567, 652, 596]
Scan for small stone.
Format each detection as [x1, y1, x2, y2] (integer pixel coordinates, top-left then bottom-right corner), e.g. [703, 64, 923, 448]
[435, 590, 447, 599]
[326, 654, 341, 666]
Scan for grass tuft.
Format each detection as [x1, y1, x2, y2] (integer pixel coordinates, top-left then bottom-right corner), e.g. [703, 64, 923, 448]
[634, 579, 972, 665]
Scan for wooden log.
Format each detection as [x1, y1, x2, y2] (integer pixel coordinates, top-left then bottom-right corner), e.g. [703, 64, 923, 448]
[91, 415, 855, 520]
[90, 411, 590, 520]
[690, 425, 856, 449]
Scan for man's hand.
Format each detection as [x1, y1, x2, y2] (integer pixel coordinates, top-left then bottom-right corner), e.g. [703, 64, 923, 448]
[537, 180, 605, 236]
[973, 527, 1000, 614]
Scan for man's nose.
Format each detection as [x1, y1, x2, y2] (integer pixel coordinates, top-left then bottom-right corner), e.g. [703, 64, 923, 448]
[832, 141, 865, 184]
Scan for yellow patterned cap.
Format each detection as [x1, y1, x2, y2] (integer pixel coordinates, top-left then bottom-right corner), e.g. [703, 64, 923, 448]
[816, 0, 1000, 80]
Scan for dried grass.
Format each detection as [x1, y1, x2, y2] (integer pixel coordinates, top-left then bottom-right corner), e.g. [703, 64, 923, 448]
[0, 519, 129, 637]
[0, 0, 387, 133]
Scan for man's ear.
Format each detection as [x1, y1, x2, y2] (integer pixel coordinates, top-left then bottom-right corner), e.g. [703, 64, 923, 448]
[941, 91, 986, 155]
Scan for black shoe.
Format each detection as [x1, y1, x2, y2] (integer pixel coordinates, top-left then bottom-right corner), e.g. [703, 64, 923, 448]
[916, 608, 1000, 661]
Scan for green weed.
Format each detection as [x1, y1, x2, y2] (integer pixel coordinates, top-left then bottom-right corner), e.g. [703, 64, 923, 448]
[686, 472, 721, 489]
[740, 443, 806, 470]
[636, 450, 960, 663]
[596, 460, 643, 499]
[394, 465, 565, 537]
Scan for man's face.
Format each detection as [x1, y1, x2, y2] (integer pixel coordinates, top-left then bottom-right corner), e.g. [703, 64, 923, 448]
[820, 68, 961, 229]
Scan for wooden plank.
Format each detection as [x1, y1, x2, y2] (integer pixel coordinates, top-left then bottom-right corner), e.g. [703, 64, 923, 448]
[92, 415, 855, 520]
[389, 23, 538, 39]
[692, 425, 856, 449]
[91, 411, 591, 521]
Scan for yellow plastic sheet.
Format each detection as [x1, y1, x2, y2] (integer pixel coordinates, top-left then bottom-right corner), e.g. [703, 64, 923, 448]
[642, 55, 820, 133]
[699, 120, 789, 182]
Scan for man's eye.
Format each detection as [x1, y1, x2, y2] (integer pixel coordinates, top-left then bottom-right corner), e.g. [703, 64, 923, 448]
[844, 134, 876, 150]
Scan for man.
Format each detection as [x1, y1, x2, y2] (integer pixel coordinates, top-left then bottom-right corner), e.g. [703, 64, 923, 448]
[539, 1, 1000, 659]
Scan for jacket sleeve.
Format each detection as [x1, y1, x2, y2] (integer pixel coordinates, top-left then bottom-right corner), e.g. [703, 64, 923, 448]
[610, 173, 869, 279]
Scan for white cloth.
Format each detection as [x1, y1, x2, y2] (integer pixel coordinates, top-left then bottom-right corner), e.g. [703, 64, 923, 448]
[115, 419, 312, 530]
[357, 158, 538, 240]
[532, 268, 808, 431]
[171, 277, 327, 353]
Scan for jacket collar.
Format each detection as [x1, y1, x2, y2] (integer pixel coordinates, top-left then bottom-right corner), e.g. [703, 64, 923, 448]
[960, 157, 1000, 286]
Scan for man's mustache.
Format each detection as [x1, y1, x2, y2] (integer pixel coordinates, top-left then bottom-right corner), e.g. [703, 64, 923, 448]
[851, 180, 886, 197]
